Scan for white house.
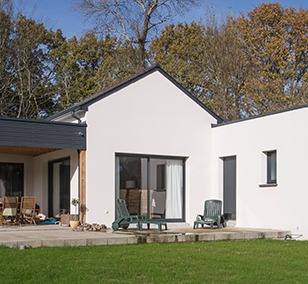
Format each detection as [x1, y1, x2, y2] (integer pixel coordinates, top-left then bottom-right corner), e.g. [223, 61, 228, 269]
[0, 66, 307, 238]
[211, 106, 308, 237]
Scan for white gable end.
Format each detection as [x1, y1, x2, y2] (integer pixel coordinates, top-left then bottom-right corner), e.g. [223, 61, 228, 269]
[84, 70, 217, 225]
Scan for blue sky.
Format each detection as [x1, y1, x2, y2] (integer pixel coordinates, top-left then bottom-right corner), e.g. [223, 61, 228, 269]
[14, 0, 308, 39]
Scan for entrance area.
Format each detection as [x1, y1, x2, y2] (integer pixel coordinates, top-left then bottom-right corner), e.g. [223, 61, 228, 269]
[115, 154, 185, 221]
[48, 158, 70, 217]
[222, 156, 236, 220]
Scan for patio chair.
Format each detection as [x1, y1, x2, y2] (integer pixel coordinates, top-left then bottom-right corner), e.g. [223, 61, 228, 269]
[20, 196, 37, 225]
[112, 199, 143, 230]
[193, 199, 226, 229]
[2, 196, 19, 225]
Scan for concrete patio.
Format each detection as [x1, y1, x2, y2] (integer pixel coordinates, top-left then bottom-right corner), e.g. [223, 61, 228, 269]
[0, 224, 291, 248]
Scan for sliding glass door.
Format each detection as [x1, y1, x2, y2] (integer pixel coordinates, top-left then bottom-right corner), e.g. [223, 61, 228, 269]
[115, 154, 185, 221]
[0, 163, 24, 197]
[48, 158, 70, 217]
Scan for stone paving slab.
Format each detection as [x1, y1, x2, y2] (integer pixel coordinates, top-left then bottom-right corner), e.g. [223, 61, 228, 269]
[0, 225, 291, 248]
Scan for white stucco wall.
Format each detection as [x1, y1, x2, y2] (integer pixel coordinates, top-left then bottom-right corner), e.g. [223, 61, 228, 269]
[84, 71, 218, 226]
[212, 107, 308, 238]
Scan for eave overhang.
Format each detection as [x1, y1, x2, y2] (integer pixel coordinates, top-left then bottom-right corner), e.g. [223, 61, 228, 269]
[0, 117, 86, 156]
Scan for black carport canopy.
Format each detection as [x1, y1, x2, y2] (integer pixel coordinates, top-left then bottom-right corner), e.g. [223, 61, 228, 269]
[0, 117, 86, 156]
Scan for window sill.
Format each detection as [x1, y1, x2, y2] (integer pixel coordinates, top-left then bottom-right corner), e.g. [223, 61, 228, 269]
[259, 183, 278, 188]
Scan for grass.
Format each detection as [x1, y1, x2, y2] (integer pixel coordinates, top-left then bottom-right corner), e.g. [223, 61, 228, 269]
[0, 240, 307, 283]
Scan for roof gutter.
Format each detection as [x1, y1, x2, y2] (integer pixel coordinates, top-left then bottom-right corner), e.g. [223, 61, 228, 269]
[71, 109, 82, 124]
[71, 105, 88, 124]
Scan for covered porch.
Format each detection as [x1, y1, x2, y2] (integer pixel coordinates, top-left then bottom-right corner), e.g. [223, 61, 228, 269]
[0, 117, 87, 222]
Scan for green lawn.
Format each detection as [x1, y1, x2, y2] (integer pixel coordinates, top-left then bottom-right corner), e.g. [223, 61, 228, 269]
[0, 240, 307, 283]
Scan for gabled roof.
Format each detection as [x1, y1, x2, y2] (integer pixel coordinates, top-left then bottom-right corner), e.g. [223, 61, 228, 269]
[47, 65, 224, 123]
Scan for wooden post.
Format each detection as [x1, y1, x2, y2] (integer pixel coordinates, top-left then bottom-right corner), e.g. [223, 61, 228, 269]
[79, 150, 86, 223]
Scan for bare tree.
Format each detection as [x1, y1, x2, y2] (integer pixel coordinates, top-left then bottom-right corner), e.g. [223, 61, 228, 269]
[0, 0, 12, 12]
[75, 0, 200, 67]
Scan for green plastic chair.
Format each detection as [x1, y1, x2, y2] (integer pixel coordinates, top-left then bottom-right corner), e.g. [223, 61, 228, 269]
[112, 199, 142, 230]
[193, 199, 226, 229]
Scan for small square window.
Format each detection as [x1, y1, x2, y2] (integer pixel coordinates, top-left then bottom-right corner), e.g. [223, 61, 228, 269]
[266, 150, 277, 184]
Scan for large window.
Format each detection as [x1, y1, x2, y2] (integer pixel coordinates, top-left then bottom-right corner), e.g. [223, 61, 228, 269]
[115, 154, 185, 221]
[0, 163, 24, 197]
[266, 150, 277, 184]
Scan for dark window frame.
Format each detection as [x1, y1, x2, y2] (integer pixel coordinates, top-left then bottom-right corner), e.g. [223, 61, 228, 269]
[115, 153, 186, 222]
[48, 157, 71, 217]
[266, 150, 277, 184]
[0, 162, 24, 197]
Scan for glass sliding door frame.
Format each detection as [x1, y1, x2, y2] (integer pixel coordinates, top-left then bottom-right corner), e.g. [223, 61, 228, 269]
[0, 163, 24, 198]
[115, 153, 186, 222]
[48, 157, 70, 217]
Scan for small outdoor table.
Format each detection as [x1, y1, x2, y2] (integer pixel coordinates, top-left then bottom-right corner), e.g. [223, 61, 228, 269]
[137, 219, 167, 231]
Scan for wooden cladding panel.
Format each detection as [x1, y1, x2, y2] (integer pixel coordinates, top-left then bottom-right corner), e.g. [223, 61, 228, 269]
[0, 145, 60, 156]
[0, 118, 86, 150]
[79, 150, 86, 223]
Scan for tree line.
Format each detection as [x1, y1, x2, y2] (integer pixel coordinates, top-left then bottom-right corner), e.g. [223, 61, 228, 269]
[0, 1, 307, 120]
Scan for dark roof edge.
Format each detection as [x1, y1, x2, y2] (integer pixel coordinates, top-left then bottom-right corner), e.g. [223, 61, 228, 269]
[47, 65, 224, 123]
[212, 104, 308, 128]
[0, 116, 87, 127]
[45, 104, 86, 121]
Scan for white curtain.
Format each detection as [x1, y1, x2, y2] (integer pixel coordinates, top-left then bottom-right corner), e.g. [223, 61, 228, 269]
[165, 160, 183, 218]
